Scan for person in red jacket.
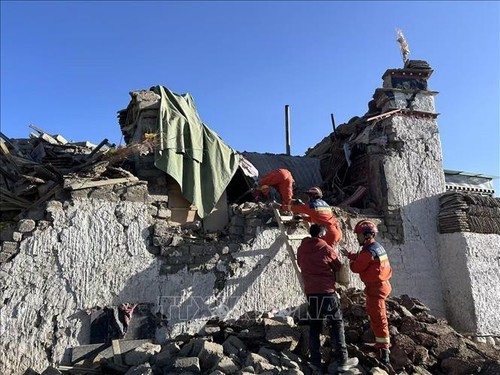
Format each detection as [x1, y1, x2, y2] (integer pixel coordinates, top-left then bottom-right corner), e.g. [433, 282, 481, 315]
[341, 220, 393, 365]
[297, 224, 358, 373]
[253, 168, 295, 205]
[282, 186, 342, 247]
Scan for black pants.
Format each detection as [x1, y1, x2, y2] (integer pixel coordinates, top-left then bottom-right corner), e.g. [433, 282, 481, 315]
[307, 293, 347, 367]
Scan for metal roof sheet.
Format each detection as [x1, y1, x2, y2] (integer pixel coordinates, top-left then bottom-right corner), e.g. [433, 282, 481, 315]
[241, 152, 323, 193]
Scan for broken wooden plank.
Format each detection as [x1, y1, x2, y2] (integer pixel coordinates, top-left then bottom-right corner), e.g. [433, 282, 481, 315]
[0, 194, 31, 208]
[65, 177, 139, 191]
[366, 108, 402, 123]
[0, 140, 10, 156]
[0, 141, 24, 174]
[18, 183, 63, 216]
[339, 186, 367, 207]
[0, 187, 32, 204]
[0, 165, 18, 182]
[54, 134, 68, 144]
[0, 131, 23, 155]
[57, 365, 101, 373]
[111, 339, 123, 365]
[86, 138, 110, 160]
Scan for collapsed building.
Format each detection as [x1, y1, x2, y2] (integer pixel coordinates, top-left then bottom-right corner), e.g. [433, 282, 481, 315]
[0, 60, 499, 375]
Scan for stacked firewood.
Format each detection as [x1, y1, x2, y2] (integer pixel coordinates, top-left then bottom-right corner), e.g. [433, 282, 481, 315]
[438, 192, 500, 235]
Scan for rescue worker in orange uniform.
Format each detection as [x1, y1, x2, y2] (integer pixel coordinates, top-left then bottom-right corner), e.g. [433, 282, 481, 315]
[282, 187, 342, 247]
[341, 220, 393, 365]
[253, 168, 295, 205]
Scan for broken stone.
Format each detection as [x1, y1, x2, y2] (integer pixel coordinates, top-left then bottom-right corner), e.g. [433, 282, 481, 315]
[201, 325, 221, 337]
[12, 231, 23, 242]
[213, 355, 240, 374]
[440, 356, 480, 374]
[124, 342, 161, 366]
[36, 220, 51, 230]
[245, 352, 275, 372]
[413, 332, 438, 348]
[151, 349, 173, 368]
[156, 207, 171, 219]
[171, 357, 201, 373]
[264, 320, 301, 351]
[197, 340, 224, 371]
[17, 219, 36, 233]
[237, 326, 266, 340]
[222, 335, 246, 356]
[40, 367, 62, 375]
[0, 241, 18, 263]
[124, 363, 153, 375]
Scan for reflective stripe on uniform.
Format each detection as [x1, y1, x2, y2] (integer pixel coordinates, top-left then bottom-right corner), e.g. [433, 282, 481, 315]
[314, 206, 332, 212]
[375, 336, 390, 343]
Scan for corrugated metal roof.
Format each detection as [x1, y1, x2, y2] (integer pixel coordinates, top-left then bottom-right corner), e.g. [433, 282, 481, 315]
[444, 169, 497, 179]
[241, 152, 323, 192]
[444, 170, 495, 194]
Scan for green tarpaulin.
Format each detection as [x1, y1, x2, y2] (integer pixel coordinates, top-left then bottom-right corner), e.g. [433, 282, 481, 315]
[151, 85, 241, 218]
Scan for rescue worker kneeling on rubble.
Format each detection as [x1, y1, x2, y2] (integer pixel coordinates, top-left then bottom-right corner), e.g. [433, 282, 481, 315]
[341, 220, 393, 365]
[297, 224, 359, 373]
[281, 186, 342, 247]
[253, 168, 295, 206]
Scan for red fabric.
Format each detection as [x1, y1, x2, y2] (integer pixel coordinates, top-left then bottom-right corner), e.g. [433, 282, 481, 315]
[366, 281, 392, 348]
[297, 237, 341, 294]
[257, 169, 294, 205]
[286, 202, 342, 246]
[348, 240, 392, 284]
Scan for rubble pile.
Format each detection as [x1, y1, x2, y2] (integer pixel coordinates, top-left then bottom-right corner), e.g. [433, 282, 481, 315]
[30, 290, 499, 375]
[438, 192, 500, 235]
[0, 127, 157, 222]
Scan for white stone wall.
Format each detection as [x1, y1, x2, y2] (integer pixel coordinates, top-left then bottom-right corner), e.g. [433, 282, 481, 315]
[378, 115, 447, 316]
[0, 198, 304, 374]
[439, 232, 500, 335]
[378, 91, 437, 113]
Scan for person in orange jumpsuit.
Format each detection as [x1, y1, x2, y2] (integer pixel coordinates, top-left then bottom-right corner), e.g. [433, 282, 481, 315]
[282, 186, 342, 247]
[254, 168, 295, 205]
[341, 220, 393, 365]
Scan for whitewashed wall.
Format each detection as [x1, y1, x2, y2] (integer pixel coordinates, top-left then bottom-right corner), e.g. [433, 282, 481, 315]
[0, 198, 304, 374]
[439, 232, 500, 335]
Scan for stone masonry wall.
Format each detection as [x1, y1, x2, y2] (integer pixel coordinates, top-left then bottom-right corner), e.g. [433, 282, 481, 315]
[370, 115, 446, 316]
[0, 191, 306, 374]
[438, 232, 500, 336]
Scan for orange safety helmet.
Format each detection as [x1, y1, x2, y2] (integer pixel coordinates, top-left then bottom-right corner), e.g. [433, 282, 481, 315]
[354, 220, 378, 235]
[306, 186, 323, 198]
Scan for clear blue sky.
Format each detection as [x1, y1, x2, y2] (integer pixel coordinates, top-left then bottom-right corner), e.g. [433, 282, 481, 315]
[1, 1, 499, 194]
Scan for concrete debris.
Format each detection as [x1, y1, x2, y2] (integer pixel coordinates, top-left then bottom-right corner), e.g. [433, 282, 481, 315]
[40, 289, 499, 375]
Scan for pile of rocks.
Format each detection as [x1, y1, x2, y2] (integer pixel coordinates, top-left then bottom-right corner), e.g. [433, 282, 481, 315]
[30, 289, 499, 375]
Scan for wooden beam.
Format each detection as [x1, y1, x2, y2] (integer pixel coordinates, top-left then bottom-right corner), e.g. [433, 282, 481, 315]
[366, 108, 402, 122]
[65, 177, 139, 191]
[111, 339, 123, 365]
[56, 365, 101, 373]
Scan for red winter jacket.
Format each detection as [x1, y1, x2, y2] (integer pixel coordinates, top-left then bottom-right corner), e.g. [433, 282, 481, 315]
[348, 239, 392, 285]
[297, 237, 341, 294]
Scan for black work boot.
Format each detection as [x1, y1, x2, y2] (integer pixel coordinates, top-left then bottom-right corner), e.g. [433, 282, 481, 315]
[379, 348, 390, 365]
